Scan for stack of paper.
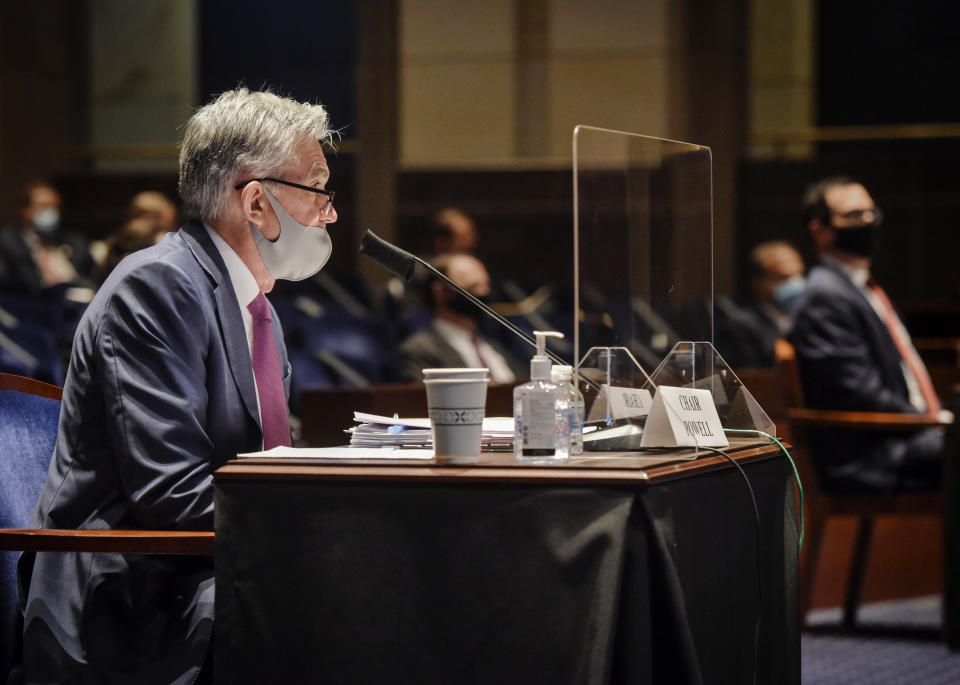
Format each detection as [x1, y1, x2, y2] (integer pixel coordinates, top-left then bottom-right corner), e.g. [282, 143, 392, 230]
[348, 412, 514, 450]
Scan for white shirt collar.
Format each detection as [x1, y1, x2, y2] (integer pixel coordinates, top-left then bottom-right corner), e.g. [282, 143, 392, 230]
[434, 318, 473, 345]
[433, 319, 516, 383]
[203, 223, 260, 308]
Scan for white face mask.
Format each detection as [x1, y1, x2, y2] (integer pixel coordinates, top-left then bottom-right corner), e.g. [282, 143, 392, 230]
[253, 188, 332, 281]
[33, 207, 60, 233]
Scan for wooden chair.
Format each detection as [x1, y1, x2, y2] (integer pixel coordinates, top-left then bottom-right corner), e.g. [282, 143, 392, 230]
[0, 373, 212, 680]
[775, 341, 949, 634]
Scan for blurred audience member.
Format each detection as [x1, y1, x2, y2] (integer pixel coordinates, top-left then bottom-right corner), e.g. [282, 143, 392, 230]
[789, 176, 945, 492]
[128, 190, 179, 232]
[94, 216, 172, 286]
[715, 241, 805, 368]
[0, 180, 93, 291]
[397, 253, 522, 383]
[382, 207, 479, 338]
[90, 191, 179, 267]
[430, 207, 478, 254]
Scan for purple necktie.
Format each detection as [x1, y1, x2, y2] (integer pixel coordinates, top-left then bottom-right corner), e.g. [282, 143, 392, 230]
[248, 292, 291, 449]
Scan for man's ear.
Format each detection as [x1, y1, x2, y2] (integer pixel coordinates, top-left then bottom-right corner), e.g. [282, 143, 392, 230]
[240, 182, 268, 228]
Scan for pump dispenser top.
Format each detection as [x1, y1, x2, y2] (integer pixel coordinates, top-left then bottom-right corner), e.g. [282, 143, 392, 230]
[530, 331, 563, 381]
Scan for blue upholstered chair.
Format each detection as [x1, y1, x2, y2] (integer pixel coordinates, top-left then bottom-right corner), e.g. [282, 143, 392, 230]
[0, 373, 62, 683]
[0, 373, 215, 683]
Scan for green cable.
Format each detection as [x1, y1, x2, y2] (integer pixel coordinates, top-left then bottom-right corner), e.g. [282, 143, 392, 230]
[723, 428, 804, 552]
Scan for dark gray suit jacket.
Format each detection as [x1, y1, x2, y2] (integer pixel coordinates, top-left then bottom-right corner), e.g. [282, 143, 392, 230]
[397, 324, 524, 383]
[787, 261, 940, 492]
[18, 222, 289, 684]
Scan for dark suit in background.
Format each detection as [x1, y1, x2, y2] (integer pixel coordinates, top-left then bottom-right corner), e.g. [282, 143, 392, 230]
[0, 226, 93, 292]
[19, 221, 289, 684]
[715, 296, 784, 368]
[397, 323, 524, 383]
[788, 261, 942, 492]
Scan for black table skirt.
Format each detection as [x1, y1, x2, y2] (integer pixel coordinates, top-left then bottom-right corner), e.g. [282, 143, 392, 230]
[214, 456, 799, 684]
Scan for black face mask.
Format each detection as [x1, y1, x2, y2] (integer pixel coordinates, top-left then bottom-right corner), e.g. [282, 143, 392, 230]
[448, 292, 487, 323]
[831, 222, 880, 259]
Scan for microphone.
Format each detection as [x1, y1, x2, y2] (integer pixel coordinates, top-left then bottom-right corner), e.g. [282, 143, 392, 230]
[360, 229, 569, 368]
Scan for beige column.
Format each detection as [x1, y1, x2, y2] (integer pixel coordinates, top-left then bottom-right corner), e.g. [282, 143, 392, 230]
[666, 0, 749, 296]
[355, 0, 399, 284]
[513, 0, 550, 158]
[748, 0, 815, 158]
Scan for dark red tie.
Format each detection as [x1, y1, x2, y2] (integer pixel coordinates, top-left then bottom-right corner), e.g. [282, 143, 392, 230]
[867, 279, 941, 415]
[471, 334, 491, 369]
[248, 293, 291, 448]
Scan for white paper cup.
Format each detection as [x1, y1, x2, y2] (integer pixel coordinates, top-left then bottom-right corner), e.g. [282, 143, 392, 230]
[423, 377, 489, 463]
[422, 367, 489, 380]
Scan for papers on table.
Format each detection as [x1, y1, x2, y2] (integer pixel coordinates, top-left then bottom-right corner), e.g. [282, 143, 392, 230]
[348, 412, 514, 450]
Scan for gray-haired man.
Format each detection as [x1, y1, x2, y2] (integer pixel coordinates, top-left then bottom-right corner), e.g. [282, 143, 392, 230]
[18, 88, 337, 684]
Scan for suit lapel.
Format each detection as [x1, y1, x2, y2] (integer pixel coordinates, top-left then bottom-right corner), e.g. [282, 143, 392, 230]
[430, 327, 472, 367]
[818, 262, 907, 391]
[181, 222, 261, 428]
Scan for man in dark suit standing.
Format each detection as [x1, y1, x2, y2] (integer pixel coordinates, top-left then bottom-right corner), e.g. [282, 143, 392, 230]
[397, 252, 523, 383]
[788, 176, 947, 493]
[18, 88, 338, 684]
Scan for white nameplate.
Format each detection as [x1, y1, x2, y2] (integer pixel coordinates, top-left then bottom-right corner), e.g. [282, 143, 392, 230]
[639, 386, 729, 448]
[606, 384, 653, 420]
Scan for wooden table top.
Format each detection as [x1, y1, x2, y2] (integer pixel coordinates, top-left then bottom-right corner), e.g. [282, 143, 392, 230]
[215, 441, 786, 486]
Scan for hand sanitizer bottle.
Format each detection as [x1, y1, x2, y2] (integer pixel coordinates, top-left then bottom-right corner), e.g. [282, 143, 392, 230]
[551, 365, 585, 456]
[514, 331, 568, 463]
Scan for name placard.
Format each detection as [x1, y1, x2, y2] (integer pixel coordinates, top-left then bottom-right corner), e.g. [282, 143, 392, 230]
[639, 386, 729, 448]
[606, 384, 653, 420]
[584, 384, 654, 423]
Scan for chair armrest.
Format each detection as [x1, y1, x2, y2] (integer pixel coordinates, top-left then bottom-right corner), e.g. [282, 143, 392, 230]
[0, 529, 214, 555]
[786, 408, 950, 431]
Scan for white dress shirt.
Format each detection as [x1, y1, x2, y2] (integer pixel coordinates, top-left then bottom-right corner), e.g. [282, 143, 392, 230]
[204, 224, 260, 358]
[434, 319, 516, 383]
[204, 224, 267, 434]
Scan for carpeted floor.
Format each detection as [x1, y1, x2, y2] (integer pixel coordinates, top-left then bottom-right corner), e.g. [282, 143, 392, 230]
[802, 596, 960, 685]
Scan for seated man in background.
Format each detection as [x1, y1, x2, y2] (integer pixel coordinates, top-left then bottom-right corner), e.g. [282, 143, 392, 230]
[381, 207, 480, 329]
[93, 215, 173, 286]
[0, 179, 94, 291]
[788, 175, 947, 493]
[715, 240, 806, 368]
[18, 87, 338, 684]
[128, 190, 179, 233]
[430, 207, 478, 255]
[397, 252, 522, 383]
[90, 191, 179, 269]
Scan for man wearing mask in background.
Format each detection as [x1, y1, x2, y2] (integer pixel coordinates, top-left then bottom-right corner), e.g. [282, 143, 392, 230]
[0, 180, 94, 291]
[788, 176, 947, 493]
[715, 240, 806, 368]
[397, 252, 522, 383]
[18, 88, 337, 684]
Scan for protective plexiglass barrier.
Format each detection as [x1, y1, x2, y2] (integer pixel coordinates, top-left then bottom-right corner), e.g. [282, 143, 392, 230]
[573, 126, 774, 454]
[573, 125, 713, 370]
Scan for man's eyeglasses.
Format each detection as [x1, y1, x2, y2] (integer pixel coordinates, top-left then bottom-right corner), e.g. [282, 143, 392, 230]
[831, 207, 883, 226]
[235, 178, 335, 216]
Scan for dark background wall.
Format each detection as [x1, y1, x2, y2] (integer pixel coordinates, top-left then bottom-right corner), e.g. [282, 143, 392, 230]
[818, 0, 960, 127]
[1, 0, 959, 311]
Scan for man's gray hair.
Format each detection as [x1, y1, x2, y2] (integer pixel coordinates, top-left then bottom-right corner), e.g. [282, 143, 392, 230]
[178, 88, 334, 222]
